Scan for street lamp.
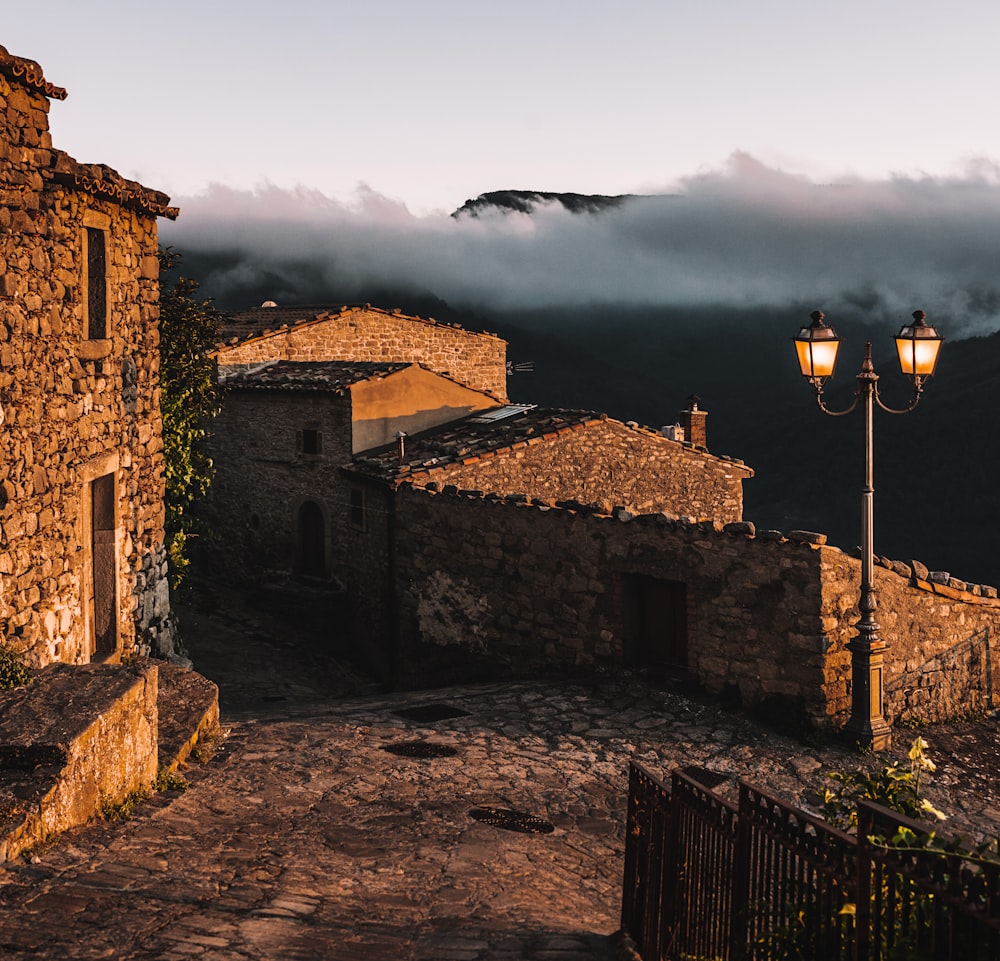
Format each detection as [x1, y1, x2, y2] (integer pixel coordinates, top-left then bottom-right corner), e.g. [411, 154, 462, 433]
[793, 310, 943, 751]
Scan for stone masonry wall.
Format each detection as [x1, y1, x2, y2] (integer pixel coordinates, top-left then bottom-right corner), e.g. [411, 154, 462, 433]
[393, 486, 833, 721]
[818, 552, 1000, 724]
[392, 485, 1000, 728]
[0, 53, 173, 665]
[207, 388, 355, 578]
[418, 417, 751, 522]
[216, 306, 509, 402]
[206, 387, 396, 674]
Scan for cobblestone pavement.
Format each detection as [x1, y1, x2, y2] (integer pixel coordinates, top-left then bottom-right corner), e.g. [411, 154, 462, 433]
[0, 589, 996, 960]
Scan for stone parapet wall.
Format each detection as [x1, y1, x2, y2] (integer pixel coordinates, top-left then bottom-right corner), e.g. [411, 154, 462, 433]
[393, 486, 833, 721]
[0, 53, 174, 665]
[418, 417, 751, 522]
[215, 306, 509, 402]
[818, 551, 1000, 724]
[392, 486, 1000, 728]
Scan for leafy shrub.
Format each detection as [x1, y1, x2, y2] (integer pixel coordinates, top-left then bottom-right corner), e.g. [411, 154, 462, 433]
[0, 647, 32, 689]
[822, 737, 946, 830]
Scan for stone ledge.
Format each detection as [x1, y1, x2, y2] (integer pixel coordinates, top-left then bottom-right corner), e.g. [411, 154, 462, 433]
[156, 663, 220, 775]
[0, 661, 158, 862]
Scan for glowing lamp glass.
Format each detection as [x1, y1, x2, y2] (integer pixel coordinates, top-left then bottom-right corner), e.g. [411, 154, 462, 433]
[895, 311, 943, 378]
[794, 312, 841, 380]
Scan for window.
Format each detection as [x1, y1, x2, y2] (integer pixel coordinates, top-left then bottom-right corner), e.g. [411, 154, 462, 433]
[82, 211, 111, 344]
[298, 428, 322, 456]
[349, 487, 366, 530]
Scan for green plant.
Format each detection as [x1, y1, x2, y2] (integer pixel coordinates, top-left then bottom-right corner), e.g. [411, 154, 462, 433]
[153, 768, 189, 792]
[0, 647, 32, 689]
[100, 788, 150, 822]
[158, 247, 224, 588]
[822, 737, 947, 831]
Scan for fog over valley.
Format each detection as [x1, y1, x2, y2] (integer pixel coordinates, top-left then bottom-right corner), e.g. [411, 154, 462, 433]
[163, 153, 1000, 336]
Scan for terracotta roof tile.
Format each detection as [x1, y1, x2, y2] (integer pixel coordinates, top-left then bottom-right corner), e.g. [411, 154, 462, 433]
[216, 304, 504, 349]
[345, 406, 603, 481]
[219, 360, 409, 393]
[51, 155, 178, 219]
[0, 46, 67, 100]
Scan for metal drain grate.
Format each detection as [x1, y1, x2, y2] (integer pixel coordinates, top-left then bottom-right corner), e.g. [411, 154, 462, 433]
[393, 704, 472, 723]
[469, 806, 555, 834]
[383, 741, 458, 759]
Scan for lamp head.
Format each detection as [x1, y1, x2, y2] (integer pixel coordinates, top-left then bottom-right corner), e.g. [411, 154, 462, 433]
[895, 310, 943, 380]
[794, 310, 841, 383]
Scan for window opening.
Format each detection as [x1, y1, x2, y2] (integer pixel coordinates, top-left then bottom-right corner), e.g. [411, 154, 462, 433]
[300, 428, 322, 455]
[349, 487, 366, 530]
[86, 227, 108, 340]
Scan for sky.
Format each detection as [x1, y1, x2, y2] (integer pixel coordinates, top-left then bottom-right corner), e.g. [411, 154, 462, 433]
[7, 2, 1000, 332]
[6, 0, 1000, 214]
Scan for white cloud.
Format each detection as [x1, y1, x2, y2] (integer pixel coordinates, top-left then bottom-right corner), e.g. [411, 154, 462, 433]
[161, 154, 1000, 335]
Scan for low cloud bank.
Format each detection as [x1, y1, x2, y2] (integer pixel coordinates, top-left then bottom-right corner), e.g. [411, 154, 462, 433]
[161, 153, 1000, 336]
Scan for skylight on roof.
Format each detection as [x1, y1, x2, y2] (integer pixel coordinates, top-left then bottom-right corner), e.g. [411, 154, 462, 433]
[469, 404, 537, 424]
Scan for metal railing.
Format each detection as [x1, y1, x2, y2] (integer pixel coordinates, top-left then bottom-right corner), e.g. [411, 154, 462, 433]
[622, 761, 1000, 960]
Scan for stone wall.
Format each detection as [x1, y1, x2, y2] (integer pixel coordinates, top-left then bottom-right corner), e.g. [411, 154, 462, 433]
[208, 388, 354, 575]
[207, 386, 397, 674]
[818, 553, 1000, 724]
[0, 47, 175, 665]
[216, 306, 509, 401]
[391, 485, 1000, 728]
[420, 417, 752, 522]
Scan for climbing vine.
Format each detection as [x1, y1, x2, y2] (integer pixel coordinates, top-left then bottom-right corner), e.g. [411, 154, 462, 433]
[158, 248, 223, 587]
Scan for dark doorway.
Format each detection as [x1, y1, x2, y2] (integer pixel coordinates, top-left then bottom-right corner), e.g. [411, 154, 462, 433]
[297, 501, 326, 577]
[622, 574, 689, 676]
[91, 473, 117, 658]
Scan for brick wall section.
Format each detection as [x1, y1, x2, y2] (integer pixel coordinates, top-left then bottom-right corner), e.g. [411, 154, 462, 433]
[0, 51, 174, 665]
[415, 417, 752, 522]
[215, 306, 509, 402]
[391, 486, 1000, 728]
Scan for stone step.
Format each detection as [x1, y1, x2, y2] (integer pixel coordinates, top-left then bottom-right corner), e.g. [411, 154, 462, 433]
[156, 661, 220, 773]
[0, 660, 219, 862]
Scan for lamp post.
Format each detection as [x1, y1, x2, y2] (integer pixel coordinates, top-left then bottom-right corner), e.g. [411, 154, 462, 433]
[793, 310, 943, 751]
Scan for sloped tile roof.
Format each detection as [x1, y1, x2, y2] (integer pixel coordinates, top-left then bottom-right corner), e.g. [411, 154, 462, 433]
[51, 155, 178, 219]
[0, 45, 67, 99]
[216, 303, 502, 349]
[219, 360, 410, 393]
[345, 406, 604, 482]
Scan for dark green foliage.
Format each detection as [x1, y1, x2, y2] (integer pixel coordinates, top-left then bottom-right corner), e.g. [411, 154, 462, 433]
[822, 737, 946, 830]
[153, 768, 189, 792]
[100, 788, 150, 821]
[0, 647, 31, 689]
[158, 248, 223, 587]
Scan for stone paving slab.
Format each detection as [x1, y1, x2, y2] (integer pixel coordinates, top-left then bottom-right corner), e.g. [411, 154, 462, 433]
[0, 657, 996, 959]
[0, 673, 989, 960]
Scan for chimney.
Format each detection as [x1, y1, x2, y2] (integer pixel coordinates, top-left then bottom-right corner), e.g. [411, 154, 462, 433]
[678, 394, 707, 448]
[395, 431, 407, 462]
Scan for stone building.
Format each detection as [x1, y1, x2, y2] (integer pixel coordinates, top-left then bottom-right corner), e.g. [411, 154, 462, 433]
[207, 299, 1000, 729]
[390, 486, 1000, 727]
[0, 45, 177, 665]
[207, 305, 754, 676]
[208, 359, 498, 580]
[215, 304, 509, 401]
